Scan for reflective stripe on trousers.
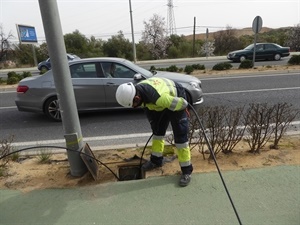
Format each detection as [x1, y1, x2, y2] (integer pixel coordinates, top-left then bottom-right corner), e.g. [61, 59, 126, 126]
[152, 136, 191, 166]
[176, 142, 191, 167]
[151, 135, 164, 157]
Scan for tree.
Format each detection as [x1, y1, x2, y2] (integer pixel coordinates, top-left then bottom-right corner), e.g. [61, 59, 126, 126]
[86, 35, 104, 57]
[285, 24, 300, 51]
[141, 14, 170, 59]
[102, 31, 132, 60]
[136, 41, 152, 60]
[64, 30, 89, 57]
[199, 40, 215, 57]
[0, 24, 14, 61]
[13, 43, 35, 65]
[36, 42, 49, 62]
[213, 25, 243, 55]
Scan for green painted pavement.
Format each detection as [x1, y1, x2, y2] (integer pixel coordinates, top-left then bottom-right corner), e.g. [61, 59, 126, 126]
[0, 165, 299, 225]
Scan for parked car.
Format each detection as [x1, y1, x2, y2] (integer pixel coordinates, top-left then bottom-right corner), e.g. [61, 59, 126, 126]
[16, 57, 203, 121]
[37, 53, 80, 71]
[227, 43, 290, 62]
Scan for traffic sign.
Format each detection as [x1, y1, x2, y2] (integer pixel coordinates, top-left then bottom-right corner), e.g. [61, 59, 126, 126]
[252, 16, 263, 33]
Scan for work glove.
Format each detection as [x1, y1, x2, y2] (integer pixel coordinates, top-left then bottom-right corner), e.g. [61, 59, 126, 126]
[185, 108, 190, 118]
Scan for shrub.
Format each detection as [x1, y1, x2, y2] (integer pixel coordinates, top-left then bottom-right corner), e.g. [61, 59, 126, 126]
[192, 64, 205, 70]
[7, 71, 23, 82]
[239, 59, 253, 69]
[6, 76, 19, 85]
[212, 62, 233, 70]
[149, 66, 156, 71]
[184, 65, 194, 74]
[288, 55, 300, 65]
[166, 65, 179, 72]
[22, 71, 32, 78]
[0, 136, 14, 168]
[0, 77, 6, 84]
[7, 71, 18, 78]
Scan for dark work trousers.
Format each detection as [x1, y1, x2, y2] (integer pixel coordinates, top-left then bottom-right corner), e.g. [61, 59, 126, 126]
[144, 82, 189, 146]
[144, 108, 189, 144]
[144, 108, 193, 175]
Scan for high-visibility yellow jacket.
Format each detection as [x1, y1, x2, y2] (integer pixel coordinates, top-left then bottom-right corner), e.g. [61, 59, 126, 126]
[136, 77, 188, 111]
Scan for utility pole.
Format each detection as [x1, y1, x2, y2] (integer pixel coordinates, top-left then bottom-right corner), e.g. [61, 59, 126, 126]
[192, 17, 196, 57]
[38, 0, 87, 176]
[129, 0, 137, 63]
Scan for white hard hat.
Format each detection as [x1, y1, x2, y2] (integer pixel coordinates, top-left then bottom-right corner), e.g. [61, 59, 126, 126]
[115, 82, 136, 107]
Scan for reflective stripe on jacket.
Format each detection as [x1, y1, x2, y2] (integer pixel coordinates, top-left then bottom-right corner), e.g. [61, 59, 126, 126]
[136, 77, 188, 111]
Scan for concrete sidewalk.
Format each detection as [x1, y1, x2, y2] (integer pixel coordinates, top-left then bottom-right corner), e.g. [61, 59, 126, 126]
[0, 165, 299, 225]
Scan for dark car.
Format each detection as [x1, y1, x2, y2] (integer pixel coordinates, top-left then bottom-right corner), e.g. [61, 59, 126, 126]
[16, 57, 203, 121]
[227, 43, 290, 62]
[37, 53, 80, 71]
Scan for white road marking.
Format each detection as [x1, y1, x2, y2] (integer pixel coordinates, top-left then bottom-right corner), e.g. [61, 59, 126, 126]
[204, 87, 300, 95]
[200, 72, 300, 80]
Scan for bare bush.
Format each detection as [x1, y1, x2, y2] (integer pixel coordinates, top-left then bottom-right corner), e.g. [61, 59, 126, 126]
[243, 103, 274, 153]
[187, 107, 207, 159]
[0, 135, 14, 168]
[167, 102, 298, 160]
[270, 103, 300, 149]
[218, 106, 246, 154]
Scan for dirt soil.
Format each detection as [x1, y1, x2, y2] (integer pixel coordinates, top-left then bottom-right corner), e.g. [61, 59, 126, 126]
[0, 136, 299, 193]
[0, 64, 299, 193]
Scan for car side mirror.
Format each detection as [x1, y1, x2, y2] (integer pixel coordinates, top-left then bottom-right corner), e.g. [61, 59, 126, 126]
[133, 73, 143, 80]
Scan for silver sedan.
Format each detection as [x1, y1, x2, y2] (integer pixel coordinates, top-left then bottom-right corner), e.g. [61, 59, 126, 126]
[15, 57, 203, 121]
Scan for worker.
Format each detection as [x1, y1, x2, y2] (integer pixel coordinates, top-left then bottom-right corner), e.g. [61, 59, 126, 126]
[115, 77, 193, 187]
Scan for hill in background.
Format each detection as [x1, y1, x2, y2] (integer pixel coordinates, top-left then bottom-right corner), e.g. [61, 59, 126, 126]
[184, 27, 289, 41]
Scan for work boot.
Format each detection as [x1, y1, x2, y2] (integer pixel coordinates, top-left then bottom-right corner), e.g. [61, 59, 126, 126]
[179, 174, 191, 187]
[141, 161, 161, 171]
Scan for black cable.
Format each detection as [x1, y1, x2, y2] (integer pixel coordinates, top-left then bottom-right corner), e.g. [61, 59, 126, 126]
[0, 145, 120, 181]
[138, 109, 167, 169]
[139, 133, 153, 168]
[189, 103, 243, 225]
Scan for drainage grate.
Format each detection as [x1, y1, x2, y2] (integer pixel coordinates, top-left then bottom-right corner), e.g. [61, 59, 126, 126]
[118, 164, 145, 181]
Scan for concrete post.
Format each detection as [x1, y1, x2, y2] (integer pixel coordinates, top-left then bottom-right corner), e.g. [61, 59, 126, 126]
[38, 0, 87, 176]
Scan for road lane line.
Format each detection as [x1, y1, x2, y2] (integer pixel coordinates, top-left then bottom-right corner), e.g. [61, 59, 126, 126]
[10, 132, 155, 147]
[200, 72, 300, 80]
[0, 106, 17, 109]
[204, 87, 300, 95]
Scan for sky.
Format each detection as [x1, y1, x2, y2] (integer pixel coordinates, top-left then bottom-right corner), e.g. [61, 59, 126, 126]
[0, 0, 299, 44]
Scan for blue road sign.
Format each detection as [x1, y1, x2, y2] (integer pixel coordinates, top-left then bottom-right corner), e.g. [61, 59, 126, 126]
[17, 24, 38, 43]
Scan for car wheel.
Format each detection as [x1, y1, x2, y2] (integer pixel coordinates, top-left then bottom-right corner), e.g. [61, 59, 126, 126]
[274, 53, 281, 61]
[44, 96, 62, 122]
[239, 55, 246, 62]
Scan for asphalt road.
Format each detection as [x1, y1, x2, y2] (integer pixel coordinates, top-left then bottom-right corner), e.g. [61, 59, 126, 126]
[0, 71, 299, 151]
[0, 54, 295, 78]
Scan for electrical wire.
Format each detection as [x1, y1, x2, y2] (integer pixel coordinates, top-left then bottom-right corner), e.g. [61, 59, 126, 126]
[0, 145, 120, 181]
[188, 103, 243, 225]
[139, 133, 153, 168]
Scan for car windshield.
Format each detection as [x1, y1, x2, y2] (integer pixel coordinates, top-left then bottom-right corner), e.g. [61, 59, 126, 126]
[244, 44, 254, 50]
[122, 59, 154, 78]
